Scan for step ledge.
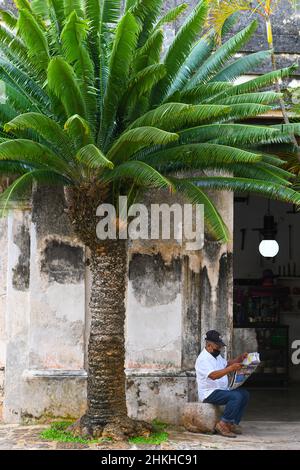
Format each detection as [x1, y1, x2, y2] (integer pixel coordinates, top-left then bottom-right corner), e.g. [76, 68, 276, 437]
[22, 369, 88, 380]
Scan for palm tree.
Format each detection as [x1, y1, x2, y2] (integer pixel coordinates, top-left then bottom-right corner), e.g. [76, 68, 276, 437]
[1, 0, 300, 439]
[207, 0, 300, 153]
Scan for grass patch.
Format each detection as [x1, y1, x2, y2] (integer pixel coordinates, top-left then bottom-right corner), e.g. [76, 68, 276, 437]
[40, 418, 169, 446]
[40, 420, 111, 445]
[128, 419, 169, 445]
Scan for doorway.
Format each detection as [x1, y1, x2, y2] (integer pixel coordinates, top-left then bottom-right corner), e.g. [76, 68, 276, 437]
[233, 194, 300, 420]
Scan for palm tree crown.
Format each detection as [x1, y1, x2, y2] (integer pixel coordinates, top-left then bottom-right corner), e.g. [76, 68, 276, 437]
[0, 0, 300, 242]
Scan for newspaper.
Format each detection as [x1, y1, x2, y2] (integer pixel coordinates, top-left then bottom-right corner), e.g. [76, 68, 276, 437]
[229, 352, 260, 390]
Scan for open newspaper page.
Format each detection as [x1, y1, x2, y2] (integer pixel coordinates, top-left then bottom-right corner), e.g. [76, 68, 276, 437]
[229, 352, 260, 390]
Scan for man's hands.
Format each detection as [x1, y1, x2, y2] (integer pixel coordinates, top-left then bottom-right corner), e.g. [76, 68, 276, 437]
[228, 363, 243, 372]
[208, 352, 248, 380]
[208, 362, 243, 380]
[227, 352, 248, 367]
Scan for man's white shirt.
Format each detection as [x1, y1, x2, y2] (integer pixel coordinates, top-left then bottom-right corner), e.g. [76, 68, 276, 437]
[195, 348, 229, 402]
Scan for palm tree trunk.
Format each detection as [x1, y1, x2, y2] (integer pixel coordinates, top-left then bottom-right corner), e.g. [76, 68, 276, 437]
[65, 187, 152, 439]
[86, 240, 128, 427]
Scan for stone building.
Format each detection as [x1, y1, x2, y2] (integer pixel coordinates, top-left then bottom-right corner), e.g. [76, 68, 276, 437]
[0, 0, 300, 425]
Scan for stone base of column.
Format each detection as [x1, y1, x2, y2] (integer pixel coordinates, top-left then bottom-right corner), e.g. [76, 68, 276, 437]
[3, 369, 87, 424]
[126, 370, 197, 425]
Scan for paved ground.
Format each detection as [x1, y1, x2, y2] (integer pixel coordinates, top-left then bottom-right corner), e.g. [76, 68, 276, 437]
[244, 386, 300, 421]
[0, 421, 300, 450]
[1, 386, 300, 449]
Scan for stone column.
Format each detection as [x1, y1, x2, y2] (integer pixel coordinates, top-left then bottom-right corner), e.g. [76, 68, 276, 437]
[0, 215, 8, 418]
[199, 190, 234, 359]
[3, 188, 88, 423]
[125, 188, 233, 424]
[3, 204, 31, 423]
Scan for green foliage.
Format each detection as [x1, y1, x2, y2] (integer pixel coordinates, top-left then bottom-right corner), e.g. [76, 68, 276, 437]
[128, 418, 169, 445]
[0, 0, 299, 242]
[40, 419, 168, 446]
[128, 431, 169, 445]
[40, 421, 100, 444]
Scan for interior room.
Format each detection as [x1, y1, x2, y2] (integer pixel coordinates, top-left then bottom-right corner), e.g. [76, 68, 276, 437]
[233, 195, 300, 421]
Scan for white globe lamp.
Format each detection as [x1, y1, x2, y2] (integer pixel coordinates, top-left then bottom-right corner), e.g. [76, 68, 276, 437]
[259, 239, 279, 258]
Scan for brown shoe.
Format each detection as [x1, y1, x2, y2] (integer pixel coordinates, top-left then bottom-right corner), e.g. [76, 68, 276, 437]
[229, 424, 242, 434]
[214, 421, 237, 438]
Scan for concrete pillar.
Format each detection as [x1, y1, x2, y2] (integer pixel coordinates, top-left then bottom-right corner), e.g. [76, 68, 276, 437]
[125, 188, 233, 424]
[0, 216, 8, 418]
[199, 190, 234, 359]
[3, 188, 88, 423]
[3, 205, 31, 423]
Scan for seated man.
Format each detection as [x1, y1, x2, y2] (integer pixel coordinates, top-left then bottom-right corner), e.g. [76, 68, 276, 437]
[195, 329, 250, 438]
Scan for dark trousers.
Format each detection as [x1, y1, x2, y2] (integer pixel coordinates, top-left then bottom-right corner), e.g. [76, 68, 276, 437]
[203, 388, 250, 424]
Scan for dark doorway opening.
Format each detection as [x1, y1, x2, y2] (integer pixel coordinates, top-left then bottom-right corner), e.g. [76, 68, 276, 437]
[233, 195, 300, 420]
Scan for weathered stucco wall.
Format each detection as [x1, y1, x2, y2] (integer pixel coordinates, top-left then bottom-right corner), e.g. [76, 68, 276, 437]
[0, 216, 7, 416]
[3, 207, 31, 423]
[125, 187, 233, 424]
[3, 188, 87, 423]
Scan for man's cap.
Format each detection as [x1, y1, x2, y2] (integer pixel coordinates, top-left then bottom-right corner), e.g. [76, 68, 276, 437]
[205, 330, 226, 347]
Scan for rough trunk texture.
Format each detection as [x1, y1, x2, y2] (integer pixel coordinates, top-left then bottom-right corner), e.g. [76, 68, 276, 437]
[65, 187, 152, 439]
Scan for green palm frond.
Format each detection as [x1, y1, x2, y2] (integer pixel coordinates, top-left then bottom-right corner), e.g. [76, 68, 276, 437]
[215, 91, 282, 106]
[130, 0, 163, 47]
[0, 159, 38, 174]
[61, 11, 97, 130]
[64, 0, 84, 17]
[63, 114, 92, 149]
[272, 123, 300, 135]
[107, 126, 179, 162]
[0, 10, 18, 28]
[189, 176, 300, 205]
[169, 177, 230, 242]
[179, 124, 289, 146]
[103, 160, 173, 190]
[155, 3, 188, 29]
[4, 113, 72, 155]
[134, 143, 263, 168]
[17, 8, 50, 72]
[47, 56, 86, 119]
[129, 103, 231, 131]
[101, 0, 122, 26]
[31, 0, 51, 18]
[85, 0, 101, 54]
[0, 139, 73, 176]
[0, 103, 18, 126]
[133, 29, 163, 72]
[177, 82, 232, 104]
[99, 11, 140, 149]
[4, 82, 40, 114]
[76, 144, 114, 170]
[208, 65, 298, 103]
[121, 64, 166, 123]
[0, 27, 44, 87]
[186, 20, 258, 88]
[219, 103, 273, 121]
[167, 35, 215, 96]
[0, 58, 50, 112]
[151, 0, 208, 104]
[211, 50, 273, 82]
[229, 161, 294, 185]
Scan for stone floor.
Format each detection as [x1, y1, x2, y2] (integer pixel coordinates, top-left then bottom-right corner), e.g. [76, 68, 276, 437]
[0, 421, 299, 450]
[0, 386, 300, 450]
[244, 386, 300, 421]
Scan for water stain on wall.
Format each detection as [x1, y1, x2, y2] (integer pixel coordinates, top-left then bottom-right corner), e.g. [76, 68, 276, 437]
[41, 239, 85, 284]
